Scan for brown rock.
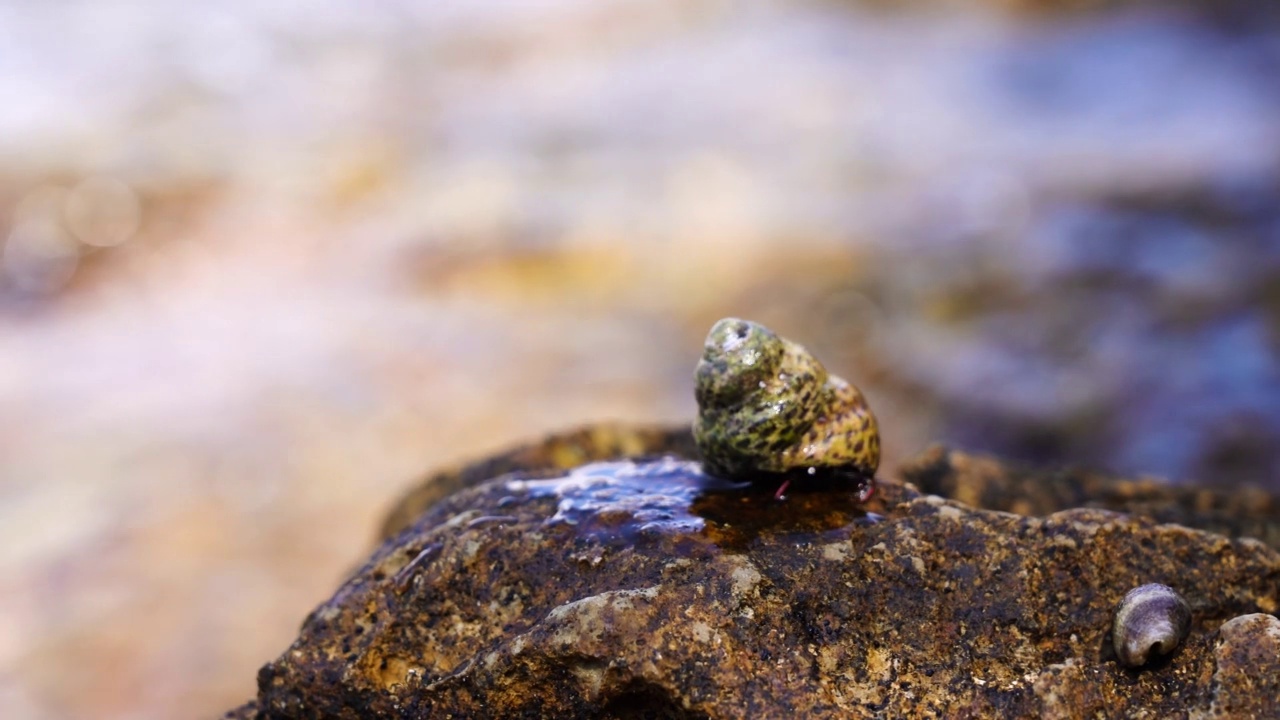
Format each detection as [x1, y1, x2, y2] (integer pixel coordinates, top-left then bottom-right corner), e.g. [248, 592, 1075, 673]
[1197, 613, 1280, 720]
[902, 446, 1280, 550]
[229, 428, 1280, 719]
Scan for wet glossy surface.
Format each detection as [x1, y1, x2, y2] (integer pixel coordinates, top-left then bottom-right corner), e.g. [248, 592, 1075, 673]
[507, 458, 884, 553]
[508, 458, 738, 540]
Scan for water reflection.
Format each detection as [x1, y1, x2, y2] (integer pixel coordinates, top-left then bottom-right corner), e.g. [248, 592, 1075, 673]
[504, 457, 880, 552]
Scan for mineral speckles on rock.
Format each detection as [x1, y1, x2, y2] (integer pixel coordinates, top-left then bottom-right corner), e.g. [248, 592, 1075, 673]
[545, 586, 662, 650]
[1198, 614, 1280, 720]
[726, 559, 762, 599]
[232, 437, 1280, 719]
[902, 445, 1280, 550]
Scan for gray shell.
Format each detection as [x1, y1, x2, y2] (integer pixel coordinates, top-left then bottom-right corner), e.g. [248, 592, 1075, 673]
[1112, 583, 1191, 668]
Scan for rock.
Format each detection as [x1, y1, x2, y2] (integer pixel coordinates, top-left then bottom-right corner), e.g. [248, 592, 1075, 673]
[229, 427, 1280, 719]
[1196, 613, 1280, 720]
[901, 446, 1280, 549]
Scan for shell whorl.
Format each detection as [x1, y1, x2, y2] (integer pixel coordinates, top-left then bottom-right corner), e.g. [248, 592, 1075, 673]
[692, 318, 880, 484]
[1112, 583, 1191, 668]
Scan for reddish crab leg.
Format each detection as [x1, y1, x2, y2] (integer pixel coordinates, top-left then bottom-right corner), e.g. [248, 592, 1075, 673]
[774, 478, 791, 500]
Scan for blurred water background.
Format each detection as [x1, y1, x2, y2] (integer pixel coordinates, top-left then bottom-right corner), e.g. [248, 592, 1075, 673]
[1, 1, 1278, 718]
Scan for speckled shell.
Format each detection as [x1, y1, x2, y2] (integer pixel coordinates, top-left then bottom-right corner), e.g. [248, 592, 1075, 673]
[692, 317, 880, 483]
[1112, 583, 1192, 668]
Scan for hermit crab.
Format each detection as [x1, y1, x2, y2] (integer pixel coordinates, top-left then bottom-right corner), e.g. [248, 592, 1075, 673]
[693, 317, 880, 500]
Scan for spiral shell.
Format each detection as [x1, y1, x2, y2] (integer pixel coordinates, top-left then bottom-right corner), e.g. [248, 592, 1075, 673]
[692, 318, 879, 493]
[1112, 583, 1191, 668]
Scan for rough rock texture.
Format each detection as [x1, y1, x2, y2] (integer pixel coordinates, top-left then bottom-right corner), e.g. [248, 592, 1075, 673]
[229, 427, 1280, 719]
[1200, 613, 1280, 719]
[902, 446, 1280, 550]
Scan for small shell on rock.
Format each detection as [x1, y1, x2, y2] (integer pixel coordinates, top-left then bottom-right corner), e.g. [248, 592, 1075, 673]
[692, 317, 879, 498]
[1112, 583, 1191, 668]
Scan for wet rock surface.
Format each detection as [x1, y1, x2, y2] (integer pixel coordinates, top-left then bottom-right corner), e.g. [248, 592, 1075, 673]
[231, 428, 1280, 719]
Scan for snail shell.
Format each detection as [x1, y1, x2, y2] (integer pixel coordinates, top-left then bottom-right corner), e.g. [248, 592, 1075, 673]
[692, 318, 879, 493]
[1112, 583, 1191, 668]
